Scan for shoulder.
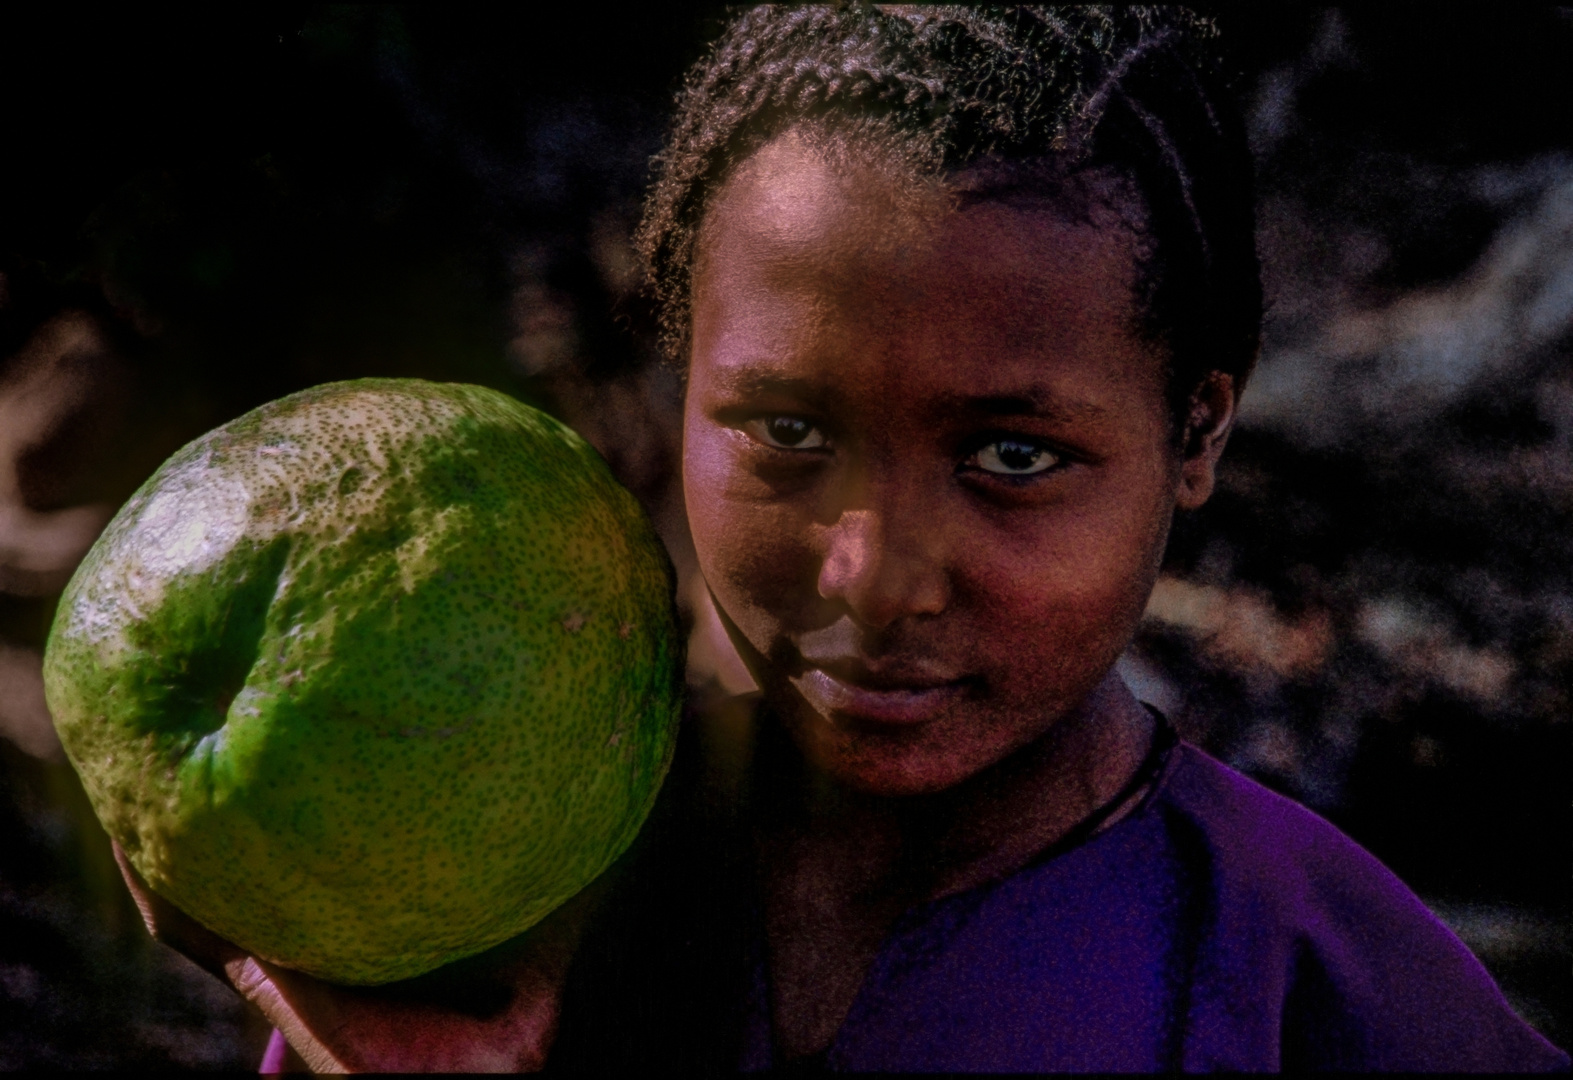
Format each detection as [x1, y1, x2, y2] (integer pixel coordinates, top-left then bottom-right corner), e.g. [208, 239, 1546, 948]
[1151, 742, 1568, 1072]
[1157, 741, 1415, 915]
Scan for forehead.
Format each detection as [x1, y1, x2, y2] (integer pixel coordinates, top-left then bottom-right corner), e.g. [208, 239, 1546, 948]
[690, 134, 1157, 405]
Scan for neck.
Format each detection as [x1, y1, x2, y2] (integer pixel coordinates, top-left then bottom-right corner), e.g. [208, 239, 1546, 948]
[752, 667, 1159, 903]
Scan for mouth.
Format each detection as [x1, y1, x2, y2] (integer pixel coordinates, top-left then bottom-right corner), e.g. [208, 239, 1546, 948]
[789, 665, 973, 728]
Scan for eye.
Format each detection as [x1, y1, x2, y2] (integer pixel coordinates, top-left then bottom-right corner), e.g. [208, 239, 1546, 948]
[744, 416, 828, 450]
[967, 438, 1060, 476]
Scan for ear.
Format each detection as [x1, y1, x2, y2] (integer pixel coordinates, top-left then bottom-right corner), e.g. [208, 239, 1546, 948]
[1175, 371, 1237, 511]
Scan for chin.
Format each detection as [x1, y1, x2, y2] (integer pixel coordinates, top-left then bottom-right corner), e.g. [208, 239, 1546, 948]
[805, 725, 1006, 798]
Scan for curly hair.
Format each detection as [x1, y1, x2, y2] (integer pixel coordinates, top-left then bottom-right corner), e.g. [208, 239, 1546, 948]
[635, 5, 1261, 426]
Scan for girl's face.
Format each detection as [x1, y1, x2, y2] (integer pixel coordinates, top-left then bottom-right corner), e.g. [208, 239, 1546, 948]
[683, 135, 1223, 796]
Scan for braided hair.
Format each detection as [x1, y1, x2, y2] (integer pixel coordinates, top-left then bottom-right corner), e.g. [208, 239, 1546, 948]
[636, 5, 1261, 428]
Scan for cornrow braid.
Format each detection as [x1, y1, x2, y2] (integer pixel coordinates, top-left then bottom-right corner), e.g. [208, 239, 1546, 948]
[637, 5, 1262, 428]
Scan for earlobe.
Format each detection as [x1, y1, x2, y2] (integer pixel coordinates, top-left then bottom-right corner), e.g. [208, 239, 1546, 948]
[1175, 372, 1237, 511]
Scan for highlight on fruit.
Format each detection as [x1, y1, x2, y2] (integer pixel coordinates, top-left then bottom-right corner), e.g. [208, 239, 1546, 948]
[42, 378, 683, 985]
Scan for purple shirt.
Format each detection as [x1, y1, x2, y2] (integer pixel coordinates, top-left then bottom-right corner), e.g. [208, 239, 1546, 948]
[264, 731, 1569, 1072]
[726, 742, 1566, 1072]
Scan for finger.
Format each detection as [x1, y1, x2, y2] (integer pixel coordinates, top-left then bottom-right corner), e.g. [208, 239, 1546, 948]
[237, 953, 533, 1074]
[111, 851, 363, 1072]
[112, 842, 246, 981]
[229, 956, 355, 1074]
[236, 887, 608, 1074]
[111, 842, 162, 938]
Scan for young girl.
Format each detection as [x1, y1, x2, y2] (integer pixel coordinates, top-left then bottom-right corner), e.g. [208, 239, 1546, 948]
[125, 7, 1567, 1071]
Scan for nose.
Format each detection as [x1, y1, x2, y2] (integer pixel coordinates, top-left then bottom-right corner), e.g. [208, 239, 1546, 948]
[816, 501, 949, 631]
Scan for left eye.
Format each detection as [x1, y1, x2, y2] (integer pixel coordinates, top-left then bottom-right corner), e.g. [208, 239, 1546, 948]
[744, 416, 827, 450]
[969, 439, 1059, 475]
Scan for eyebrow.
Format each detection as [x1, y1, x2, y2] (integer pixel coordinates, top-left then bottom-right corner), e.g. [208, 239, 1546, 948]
[709, 369, 1109, 424]
[708, 370, 823, 401]
[935, 389, 1109, 424]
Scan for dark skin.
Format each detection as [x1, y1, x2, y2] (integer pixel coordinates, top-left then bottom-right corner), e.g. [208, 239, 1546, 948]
[117, 130, 1237, 1069]
[683, 133, 1236, 1056]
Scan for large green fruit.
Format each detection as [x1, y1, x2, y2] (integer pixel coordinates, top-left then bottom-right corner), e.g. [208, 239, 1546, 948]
[43, 379, 682, 985]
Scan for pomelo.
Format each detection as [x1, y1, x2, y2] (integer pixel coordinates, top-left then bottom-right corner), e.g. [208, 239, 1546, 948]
[42, 378, 682, 985]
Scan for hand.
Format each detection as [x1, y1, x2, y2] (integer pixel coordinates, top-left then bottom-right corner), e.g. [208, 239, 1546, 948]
[113, 843, 597, 1073]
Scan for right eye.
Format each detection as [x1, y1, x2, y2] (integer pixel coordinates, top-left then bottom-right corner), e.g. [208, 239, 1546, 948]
[743, 416, 828, 450]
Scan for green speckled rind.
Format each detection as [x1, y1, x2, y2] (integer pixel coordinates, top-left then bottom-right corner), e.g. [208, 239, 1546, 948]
[42, 379, 681, 985]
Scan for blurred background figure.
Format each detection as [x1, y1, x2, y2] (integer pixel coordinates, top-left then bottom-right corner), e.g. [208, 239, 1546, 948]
[0, 6, 1567, 1066]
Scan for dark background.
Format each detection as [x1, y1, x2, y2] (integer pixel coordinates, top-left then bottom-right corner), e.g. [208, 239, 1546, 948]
[0, 5, 1568, 1066]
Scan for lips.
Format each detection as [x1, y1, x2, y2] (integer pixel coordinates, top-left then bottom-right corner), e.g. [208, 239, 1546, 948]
[789, 664, 971, 727]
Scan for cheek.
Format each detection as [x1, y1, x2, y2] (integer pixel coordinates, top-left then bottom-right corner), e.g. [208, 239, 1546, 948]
[680, 415, 735, 569]
[964, 474, 1174, 679]
[681, 416, 817, 641]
